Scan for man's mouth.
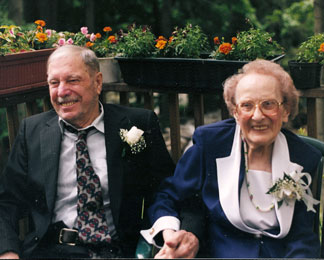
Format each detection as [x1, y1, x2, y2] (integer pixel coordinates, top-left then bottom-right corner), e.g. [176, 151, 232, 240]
[252, 125, 268, 130]
[60, 101, 77, 106]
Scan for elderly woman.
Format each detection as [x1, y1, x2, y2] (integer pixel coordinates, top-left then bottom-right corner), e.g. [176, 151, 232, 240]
[141, 59, 321, 258]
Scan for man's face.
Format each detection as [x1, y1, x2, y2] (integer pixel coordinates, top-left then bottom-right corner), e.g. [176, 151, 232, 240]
[47, 55, 102, 128]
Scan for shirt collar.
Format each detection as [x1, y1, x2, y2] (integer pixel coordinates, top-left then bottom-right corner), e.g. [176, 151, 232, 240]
[58, 102, 105, 134]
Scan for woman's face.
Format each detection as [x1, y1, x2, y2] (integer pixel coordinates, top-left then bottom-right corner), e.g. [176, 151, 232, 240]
[234, 73, 290, 150]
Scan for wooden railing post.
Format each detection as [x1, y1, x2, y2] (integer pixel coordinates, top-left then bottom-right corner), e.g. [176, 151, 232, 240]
[307, 97, 317, 138]
[6, 105, 20, 149]
[120, 92, 129, 106]
[168, 93, 181, 162]
[193, 93, 204, 128]
[144, 91, 154, 110]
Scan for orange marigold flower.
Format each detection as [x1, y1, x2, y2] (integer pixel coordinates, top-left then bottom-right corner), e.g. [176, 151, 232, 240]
[36, 32, 48, 43]
[37, 26, 43, 32]
[214, 36, 220, 45]
[232, 37, 237, 45]
[34, 20, 46, 27]
[155, 36, 167, 42]
[155, 39, 167, 50]
[318, 43, 324, 52]
[108, 35, 117, 43]
[103, 26, 112, 32]
[168, 36, 174, 43]
[96, 33, 102, 39]
[219, 43, 232, 55]
[86, 41, 94, 47]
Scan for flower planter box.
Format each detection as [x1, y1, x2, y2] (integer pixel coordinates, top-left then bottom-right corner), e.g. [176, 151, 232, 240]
[288, 61, 322, 89]
[0, 48, 54, 96]
[98, 57, 122, 84]
[115, 55, 285, 90]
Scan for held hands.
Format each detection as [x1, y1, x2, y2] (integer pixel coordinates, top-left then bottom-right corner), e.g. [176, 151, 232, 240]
[154, 229, 199, 259]
[0, 252, 19, 259]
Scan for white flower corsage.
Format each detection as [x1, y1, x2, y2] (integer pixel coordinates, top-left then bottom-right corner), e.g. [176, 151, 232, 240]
[267, 171, 320, 212]
[120, 126, 146, 156]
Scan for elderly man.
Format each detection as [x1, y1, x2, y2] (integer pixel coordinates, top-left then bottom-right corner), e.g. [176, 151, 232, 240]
[0, 45, 198, 258]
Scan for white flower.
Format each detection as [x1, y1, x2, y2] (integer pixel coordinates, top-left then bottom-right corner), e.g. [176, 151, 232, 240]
[267, 171, 320, 212]
[120, 126, 146, 155]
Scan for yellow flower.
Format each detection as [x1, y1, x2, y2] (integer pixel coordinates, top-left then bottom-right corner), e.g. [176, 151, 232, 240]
[36, 32, 48, 43]
[318, 43, 324, 52]
[34, 20, 46, 27]
[155, 36, 167, 50]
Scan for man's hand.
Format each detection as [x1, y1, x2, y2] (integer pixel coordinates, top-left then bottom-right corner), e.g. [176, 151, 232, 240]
[0, 252, 19, 259]
[154, 229, 199, 259]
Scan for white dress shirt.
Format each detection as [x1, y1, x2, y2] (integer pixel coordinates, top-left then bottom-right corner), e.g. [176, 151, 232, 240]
[52, 103, 117, 238]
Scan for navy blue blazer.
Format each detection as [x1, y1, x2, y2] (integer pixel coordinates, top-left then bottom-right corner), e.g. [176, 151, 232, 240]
[148, 118, 321, 258]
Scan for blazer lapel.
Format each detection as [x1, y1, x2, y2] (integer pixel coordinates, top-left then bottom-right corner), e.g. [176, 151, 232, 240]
[40, 114, 61, 213]
[270, 131, 303, 238]
[216, 124, 260, 234]
[103, 105, 129, 227]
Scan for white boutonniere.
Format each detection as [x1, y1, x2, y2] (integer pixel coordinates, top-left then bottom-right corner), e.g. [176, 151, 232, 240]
[120, 126, 146, 156]
[267, 171, 320, 212]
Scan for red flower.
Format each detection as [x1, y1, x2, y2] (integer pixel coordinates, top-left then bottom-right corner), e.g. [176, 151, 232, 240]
[214, 36, 220, 45]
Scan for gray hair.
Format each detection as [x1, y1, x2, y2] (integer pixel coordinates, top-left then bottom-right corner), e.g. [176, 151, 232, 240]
[47, 45, 100, 75]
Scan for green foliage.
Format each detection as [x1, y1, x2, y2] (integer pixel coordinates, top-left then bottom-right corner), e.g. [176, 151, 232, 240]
[296, 33, 324, 64]
[157, 24, 210, 58]
[117, 24, 156, 57]
[210, 27, 284, 61]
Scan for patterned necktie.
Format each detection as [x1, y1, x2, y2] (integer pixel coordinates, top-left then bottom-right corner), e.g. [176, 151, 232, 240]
[65, 124, 111, 244]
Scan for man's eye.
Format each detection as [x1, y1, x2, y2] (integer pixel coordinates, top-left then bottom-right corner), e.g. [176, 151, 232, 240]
[49, 81, 59, 86]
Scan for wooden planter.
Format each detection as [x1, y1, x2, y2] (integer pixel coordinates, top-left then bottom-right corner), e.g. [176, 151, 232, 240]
[0, 48, 54, 96]
[115, 55, 285, 91]
[288, 61, 322, 89]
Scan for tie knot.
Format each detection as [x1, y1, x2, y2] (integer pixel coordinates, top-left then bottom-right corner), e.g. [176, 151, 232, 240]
[64, 123, 93, 140]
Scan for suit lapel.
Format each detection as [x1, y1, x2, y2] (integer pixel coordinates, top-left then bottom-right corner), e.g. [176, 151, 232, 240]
[103, 105, 129, 227]
[41, 114, 61, 213]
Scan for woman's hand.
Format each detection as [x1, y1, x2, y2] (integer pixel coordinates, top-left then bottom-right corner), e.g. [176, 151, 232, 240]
[154, 229, 199, 259]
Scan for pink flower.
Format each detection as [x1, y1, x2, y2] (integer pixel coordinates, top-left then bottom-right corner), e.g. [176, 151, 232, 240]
[66, 38, 74, 45]
[81, 27, 88, 35]
[9, 28, 14, 36]
[90, 33, 96, 42]
[46, 29, 52, 37]
[58, 38, 66, 46]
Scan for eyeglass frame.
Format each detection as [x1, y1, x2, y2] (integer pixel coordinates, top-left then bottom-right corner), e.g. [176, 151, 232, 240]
[235, 99, 284, 116]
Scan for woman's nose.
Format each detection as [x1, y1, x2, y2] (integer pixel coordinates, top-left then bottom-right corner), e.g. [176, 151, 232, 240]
[252, 105, 265, 120]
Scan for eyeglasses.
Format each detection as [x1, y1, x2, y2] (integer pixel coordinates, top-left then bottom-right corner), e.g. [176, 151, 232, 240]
[236, 99, 283, 116]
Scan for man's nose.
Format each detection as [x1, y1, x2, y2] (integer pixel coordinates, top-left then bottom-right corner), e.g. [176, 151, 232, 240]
[57, 82, 71, 97]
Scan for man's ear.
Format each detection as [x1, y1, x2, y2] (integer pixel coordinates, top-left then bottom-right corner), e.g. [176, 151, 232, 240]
[95, 72, 103, 95]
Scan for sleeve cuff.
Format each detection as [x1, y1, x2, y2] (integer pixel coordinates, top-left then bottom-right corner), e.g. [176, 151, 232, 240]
[140, 216, 180, 248]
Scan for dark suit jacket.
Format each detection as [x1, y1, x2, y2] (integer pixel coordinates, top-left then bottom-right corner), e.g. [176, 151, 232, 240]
[0, 103, 175, 257]
[148, 118, 321, 258]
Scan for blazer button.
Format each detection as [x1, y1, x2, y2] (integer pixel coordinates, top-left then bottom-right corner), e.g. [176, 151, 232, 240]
[254, 234, 262, 239]
[34, 236, 39, 241]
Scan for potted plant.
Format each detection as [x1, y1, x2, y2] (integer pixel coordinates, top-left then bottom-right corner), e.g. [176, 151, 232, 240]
[203, 27, 285, 89]
[115, 24, 284, 90]
[115, 23, 211, 89]
[288, 33, 324, 89]
[0, 20, 58, 95]
[70, 26, 122, 83]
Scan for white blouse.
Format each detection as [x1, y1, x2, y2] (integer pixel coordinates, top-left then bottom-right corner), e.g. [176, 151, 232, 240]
[240, 169, 279, 230]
